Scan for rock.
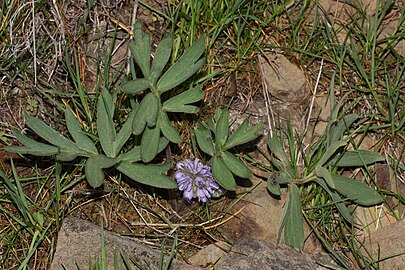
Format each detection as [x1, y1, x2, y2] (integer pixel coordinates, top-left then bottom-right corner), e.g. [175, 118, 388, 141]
[215, 238, 331, 270]
[188, 241, 229, 268]
[362, 219, 405, 270]
[50, 217, 202, 270]
[258, 52, 310, 130]
[216, 178, 323, 253]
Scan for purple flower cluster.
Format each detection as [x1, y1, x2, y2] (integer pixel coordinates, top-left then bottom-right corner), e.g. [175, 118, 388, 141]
[175, 159, 221, 203]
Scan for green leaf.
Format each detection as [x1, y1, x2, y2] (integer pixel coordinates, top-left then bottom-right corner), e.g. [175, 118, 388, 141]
[220, 151, 252, 178]
[116, 161, 177, 189]
[194, 123, 214, 156]
[118, 137, 168, 163]
[65, 109, 97, 155]
[112, 110, 136, 157]
[329, 114, 358, 145]
[329, 150, 385, 167]
[267, 134, 289, 163]
[318, 140, 346, 166]
[267, 177, 281, 196]
[211, 156, 236, 191]
[284, 184, 304, 250]
[133, 92, 159, 135]
[332, 174, 383, 206]
[121, 78, 150, 95]
[7, 129, 59, 156]
[215, 109, 229, 149]
[314, 177, 354, 224]
[158, 111, 181, 143]
[24, 114, 78, 151]
[162, 85, 204, 113]
[97, 91, 116, 158]
[85, 155, 116, 188]
[150, 35, 172, 83]
[157, 36, 205, 93]
[131, 23, 151, 78]
[141, 125, 161, 163]
[315, 165, 335, 190]
[223, 120, 263, 150]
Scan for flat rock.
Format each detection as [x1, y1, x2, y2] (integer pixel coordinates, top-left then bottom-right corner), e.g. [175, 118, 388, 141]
[362, 219, 405, 270]
[215, 238, 330, 270]
[50, 217, 202, 270]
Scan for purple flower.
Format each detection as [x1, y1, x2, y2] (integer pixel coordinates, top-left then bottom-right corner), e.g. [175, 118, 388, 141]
[175, 159, 221, 203]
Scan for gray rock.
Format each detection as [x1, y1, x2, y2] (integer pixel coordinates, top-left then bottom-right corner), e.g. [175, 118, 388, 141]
[216, 238, 330, 270]
[50, 217, 202, 270]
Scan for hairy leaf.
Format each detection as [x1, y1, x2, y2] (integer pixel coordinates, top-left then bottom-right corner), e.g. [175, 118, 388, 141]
[267, 134, 289, 164]
[158, 111, 181, 143]
[131, 23, 151, 78]
[211, 156, 236, 191]
[97, 92, 116, 157]
[215, 109, 229, 149]
[121, 78, 150, 95]
[150, 35, 172, 83]
[315, 165, 335, 190]
[116, 162, 177, 189]
[223, 120, 263, 150]
[328, 150, 385, 167]
[133, 93, 159, 135]
[113, 110, 136, 157]
[85, 155, 116, 188]
[141, 125, 161, 163]
[118, 137, 168, 163]
[318, 140, 346, 166]
[332, 174, 383, 206]
[329, 114, 358, 145]
[220, 151, 252, 178]
[162, 85, 204, 113]
[65, 109, 97, 155]
[284, 184, 304, 250]
[194, 123, 214, 156]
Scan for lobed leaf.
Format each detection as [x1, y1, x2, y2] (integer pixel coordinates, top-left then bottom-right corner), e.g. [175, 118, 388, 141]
[65, 109, 97, 155]
[220, 151, 252, 179]
[132, 93, 159, 135]
[157, 36, 205, 94]
[85, 155, 116, 188]
[117, 137, 168, 163]
[131, 23, 151, 78]
[284, 184, 304, 250]
[223, 121, 263, 150]
[162, 85, 204, 114]
[194, 123, 214, 156]
[116, 161, 177, 189]
[112, 110, 136, 157]
[215, 109, 229, 149]
[25, 114, 78, 151]
[332, 174, 383, 206]
[150, 35, 172, 83]
[121, 78, 150, 95]
[158, 111, 181, 143]
[211, 156, 236, 191]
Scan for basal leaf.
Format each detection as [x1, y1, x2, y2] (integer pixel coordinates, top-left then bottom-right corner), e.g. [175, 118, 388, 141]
[97, 92, 116, 157]
[215, 109, 229, 149]
[113, 110, 136, 156]
[133, 93, 159, 135]
[157, 36, 205, 93]
[117, 137, 168, 163]
[7, 129, 59, 156]
[267, 134, 289, 164]
[194, 123, 214, 156]
[116, 162, 177, 189]
[158, 111, 181, 143]
[329, 150, 385, 167]
[267, 176, 281, 196]
[131, 23, 151, 78]
[162, 85, 204, 114]
[223, 121, 263, 150]
[141, 124, 161, 163]
[220, 151, 252, 178]
[121, 78, 150, 95]
[85, 154, 116, 188]
[284, 184, 304, 250]
[329, 114, 358, 145]
[25, 114, 78, 151]
[150, 35, 172, 83]
[315, 165, 335, 190]
[318, 140, 346, 166]
[65, 109, 97, 155]
[332, 174, 383, 206]
[211, 156, 236, 191]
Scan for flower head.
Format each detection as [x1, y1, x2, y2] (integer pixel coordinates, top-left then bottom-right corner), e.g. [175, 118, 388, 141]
[175, 158, 221, 203]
